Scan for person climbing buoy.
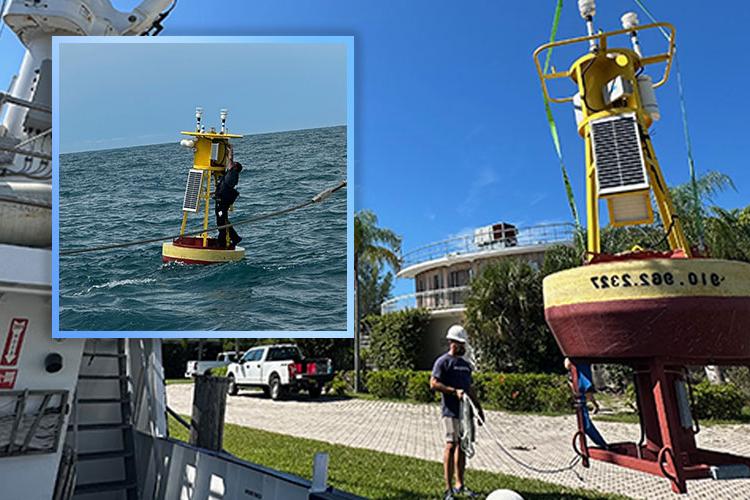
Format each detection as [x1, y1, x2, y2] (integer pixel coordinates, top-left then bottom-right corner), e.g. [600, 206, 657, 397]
[214, 144, 243, 248]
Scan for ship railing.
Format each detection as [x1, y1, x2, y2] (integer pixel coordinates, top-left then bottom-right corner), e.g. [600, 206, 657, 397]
[380, 285, 471, 314]
[0, 92, 52, 162]
[400, 222, 575, 268]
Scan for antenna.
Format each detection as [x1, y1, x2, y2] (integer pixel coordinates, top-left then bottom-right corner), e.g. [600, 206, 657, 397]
[621, 12, 642, 57]
[195, 107, 203, 132]
[220, 109, 228, 134]
[578, 0, 597, 51]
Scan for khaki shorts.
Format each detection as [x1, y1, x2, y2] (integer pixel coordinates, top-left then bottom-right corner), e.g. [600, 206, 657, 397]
[443, 417, 460, 443]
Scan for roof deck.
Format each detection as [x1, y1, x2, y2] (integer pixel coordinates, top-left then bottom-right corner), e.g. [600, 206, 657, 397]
[397, 223, 575, 278]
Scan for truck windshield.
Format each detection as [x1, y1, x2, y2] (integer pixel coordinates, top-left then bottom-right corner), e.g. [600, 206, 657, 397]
[267, 347, 302, 362]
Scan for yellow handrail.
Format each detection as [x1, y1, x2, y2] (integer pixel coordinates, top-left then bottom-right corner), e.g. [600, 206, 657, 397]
[533, 22, 676, 104]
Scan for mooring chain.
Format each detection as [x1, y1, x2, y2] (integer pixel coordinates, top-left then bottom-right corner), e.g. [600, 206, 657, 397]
[59, 180, 346, 256]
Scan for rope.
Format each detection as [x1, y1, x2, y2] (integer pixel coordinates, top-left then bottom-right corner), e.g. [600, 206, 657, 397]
[462, 395, 583, 478]
[633, 0, 704, 250]
[542, 0, 581, 230]
[59, 180, 346, 256]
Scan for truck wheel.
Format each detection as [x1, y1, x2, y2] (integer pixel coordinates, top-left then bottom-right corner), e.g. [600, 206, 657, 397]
[227, 374, 238, 396]
[269, 375, 284, 401]
[308, 384, 322, 398]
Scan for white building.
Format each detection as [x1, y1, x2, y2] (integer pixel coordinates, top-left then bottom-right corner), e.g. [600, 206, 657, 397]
[381, 222, 574, 369]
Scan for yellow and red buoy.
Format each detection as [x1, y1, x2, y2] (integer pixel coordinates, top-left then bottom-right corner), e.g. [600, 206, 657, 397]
[534, 7, 750, 493]
[162, 107, 245, 264]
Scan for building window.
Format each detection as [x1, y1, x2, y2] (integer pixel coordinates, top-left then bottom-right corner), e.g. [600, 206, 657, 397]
[448, 269, 470, 288]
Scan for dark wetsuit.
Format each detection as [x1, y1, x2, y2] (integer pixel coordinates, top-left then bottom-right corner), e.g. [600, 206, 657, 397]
[214, 167, 241, 247]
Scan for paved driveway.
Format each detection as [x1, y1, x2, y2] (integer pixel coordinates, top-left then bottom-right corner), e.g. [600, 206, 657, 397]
[166, 384, 750, 499]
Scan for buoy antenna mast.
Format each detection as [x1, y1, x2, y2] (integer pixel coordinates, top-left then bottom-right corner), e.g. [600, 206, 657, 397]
[621, 12, 643, 57]
[578, 0, 598, 51]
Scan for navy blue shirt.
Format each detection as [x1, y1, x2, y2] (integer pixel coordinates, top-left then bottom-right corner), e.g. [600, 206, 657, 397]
[431, 352, 473, 418]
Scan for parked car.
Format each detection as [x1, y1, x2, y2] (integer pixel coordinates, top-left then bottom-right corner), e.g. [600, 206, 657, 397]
[226, 344, 334, 400]
[185, 351, 239, 378]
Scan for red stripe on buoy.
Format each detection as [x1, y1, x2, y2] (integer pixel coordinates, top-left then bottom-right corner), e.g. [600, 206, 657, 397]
[545, 296, 750, 363]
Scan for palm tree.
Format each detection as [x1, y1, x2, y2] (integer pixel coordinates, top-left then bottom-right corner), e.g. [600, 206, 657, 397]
[670, 170, 735, 250]
[354, 210, 401, 391]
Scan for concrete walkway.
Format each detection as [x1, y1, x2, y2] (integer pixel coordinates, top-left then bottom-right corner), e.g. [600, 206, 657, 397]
[166, 384, 750, 499]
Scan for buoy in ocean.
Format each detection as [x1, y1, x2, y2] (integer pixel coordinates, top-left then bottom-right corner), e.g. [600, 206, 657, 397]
[162, 107, 245, 264]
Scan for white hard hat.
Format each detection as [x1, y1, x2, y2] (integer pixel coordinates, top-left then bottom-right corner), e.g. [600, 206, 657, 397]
[446, 325, 468, 343]
[487, 490, 525, 500]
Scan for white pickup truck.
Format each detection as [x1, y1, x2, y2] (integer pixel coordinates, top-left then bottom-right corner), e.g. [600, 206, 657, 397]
[185, 351, 239, 378]
[226, 344, 334, 400]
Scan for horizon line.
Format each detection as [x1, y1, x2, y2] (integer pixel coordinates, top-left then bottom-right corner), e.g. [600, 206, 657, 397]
[60, 123, 347, 155]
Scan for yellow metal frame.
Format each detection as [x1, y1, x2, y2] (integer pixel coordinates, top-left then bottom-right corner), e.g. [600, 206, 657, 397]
[533, 22, 691, 259]
[177, 131, 243, 247]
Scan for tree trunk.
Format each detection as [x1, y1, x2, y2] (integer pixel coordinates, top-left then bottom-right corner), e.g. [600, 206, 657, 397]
[354, 253, 361, 393]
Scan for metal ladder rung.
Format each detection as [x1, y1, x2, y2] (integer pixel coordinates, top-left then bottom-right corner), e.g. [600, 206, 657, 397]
[82, 352, 126, 358]
[77, 449, 133, 461]
[74, 479, 137, 494]
[68, 422, 129, 432]
[78, 374, 128, 380]
[77, 397, 130, 404]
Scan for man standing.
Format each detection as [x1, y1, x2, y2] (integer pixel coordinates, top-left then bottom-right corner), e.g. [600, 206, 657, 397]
[430, 325, 484, 500]
[215, 144, 243, 247]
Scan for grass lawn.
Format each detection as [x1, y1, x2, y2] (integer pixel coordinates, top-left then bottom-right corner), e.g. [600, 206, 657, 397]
[168, 414, 629, 500]
[166, 378, 194, 385]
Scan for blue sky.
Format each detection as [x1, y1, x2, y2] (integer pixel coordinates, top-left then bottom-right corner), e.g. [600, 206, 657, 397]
[57, 41, 347, 153]
[2, 0, 749, 298]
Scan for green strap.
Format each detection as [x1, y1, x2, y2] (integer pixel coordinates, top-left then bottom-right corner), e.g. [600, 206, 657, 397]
[542, 0, 581, 231]
[633, 0, 704, 249]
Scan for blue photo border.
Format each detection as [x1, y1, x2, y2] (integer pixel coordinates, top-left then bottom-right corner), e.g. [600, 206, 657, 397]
[51, 36, 354, 339]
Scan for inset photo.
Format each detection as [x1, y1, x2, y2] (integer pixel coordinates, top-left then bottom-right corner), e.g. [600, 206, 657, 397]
[52, 37, 353, 336]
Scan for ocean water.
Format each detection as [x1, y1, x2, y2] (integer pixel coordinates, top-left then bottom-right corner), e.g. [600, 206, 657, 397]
[59, 126, 347, 332]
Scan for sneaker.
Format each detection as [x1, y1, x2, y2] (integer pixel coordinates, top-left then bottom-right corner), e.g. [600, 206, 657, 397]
[443, 489, 456, 500]
[453, 485, 480, 498]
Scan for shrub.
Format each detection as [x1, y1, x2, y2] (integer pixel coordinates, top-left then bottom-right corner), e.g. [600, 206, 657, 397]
[406, 371, 435, 403]
[365, 309, 431, 370]
[366, 370, 410, 399]
[326, 371, 355, 396]
[210, 366, 228, 377]
[692, 381, 745, 420]
[484, 373, 570, 413]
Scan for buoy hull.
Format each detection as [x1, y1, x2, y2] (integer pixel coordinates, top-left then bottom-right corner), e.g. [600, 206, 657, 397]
[162, 237, 244, 264]
[543, 258, 750, 363]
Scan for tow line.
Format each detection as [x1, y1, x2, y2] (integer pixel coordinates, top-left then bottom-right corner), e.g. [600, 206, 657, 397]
[60, 180, 346, 256]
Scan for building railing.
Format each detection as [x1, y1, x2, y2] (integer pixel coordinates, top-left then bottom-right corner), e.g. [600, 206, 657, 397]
[400, 223, 575, 268]
[381, 286, 471, 314]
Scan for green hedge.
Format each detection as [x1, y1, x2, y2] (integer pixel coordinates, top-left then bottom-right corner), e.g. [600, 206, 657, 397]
[692, 381, 746, 420]
[365, 309, 431, 370]
[365, 369, 571, 412]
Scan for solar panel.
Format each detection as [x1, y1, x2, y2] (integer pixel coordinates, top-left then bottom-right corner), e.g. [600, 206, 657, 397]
[590, 113, 649, 197]
[182, 169, 203, 212]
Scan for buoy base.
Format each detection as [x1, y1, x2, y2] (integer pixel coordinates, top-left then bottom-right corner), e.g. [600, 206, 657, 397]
[543, 258, 750, 362]
[162, 236, 245, 264]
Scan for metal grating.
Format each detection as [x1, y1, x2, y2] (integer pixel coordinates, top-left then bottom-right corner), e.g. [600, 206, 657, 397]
[0, 390, 68, 457]
[591, 114, 649, 196]
[182, 169, 204, 212]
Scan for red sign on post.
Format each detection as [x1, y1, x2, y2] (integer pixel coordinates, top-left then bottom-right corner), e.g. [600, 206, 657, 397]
[0, 369, 18, 389]
[1, 318, 28, 367]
